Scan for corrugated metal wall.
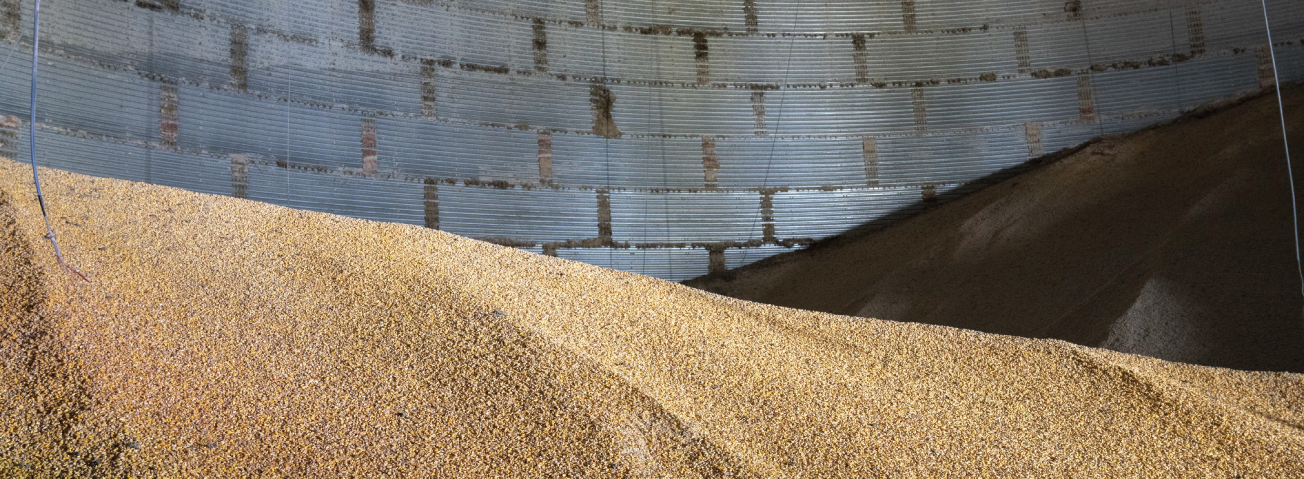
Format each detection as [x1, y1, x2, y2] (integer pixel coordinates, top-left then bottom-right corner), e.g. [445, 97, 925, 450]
[0, 0, 1300, 280]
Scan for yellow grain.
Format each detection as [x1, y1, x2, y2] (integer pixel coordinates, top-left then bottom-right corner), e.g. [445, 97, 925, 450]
[0, 159, 1301, 477]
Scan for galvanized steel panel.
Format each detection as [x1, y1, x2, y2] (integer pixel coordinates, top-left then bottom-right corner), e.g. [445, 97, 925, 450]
[244, 164, 427, 226]
[771, 186, 924, 240]
[558, 247, 712, 281]
[609, 190, 764, 243]
[2, 0, 1301, 282]
[439, 186, 599, 241]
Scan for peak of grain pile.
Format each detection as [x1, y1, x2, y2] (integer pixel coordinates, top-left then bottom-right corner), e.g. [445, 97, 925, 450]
[690, 84, 1304, 375]
[1, 154, 1303, 476]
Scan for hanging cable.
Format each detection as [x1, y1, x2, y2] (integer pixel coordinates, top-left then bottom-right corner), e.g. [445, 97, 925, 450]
[738, 0, 802, 267]
[27, 0, 88, 282]
[1260, 0, 1303, 302]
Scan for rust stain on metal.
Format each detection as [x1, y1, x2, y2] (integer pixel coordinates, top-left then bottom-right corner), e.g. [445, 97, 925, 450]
[1258, 45, 1276, 89]
[358, 0, 376, 53]
[361, 118, 378, 174]
[862, 137, 879, 186]
[1064, 0, 1082, 21]
[229, 24, 248, 92]
[585, 0, 601, 26]
[922, 184, 937, 204]
[590, 83, 622, 139]
[701, 136, 718, 188]
[159, 84, 179, 151]
[596, 188, 613, 244]
[1024, 122, 1043, 159]
[423, 177, 439, 230]
[537, 130, 553, 184]
[1014, 28, 1031, 74]
[750, 89, 767, 136]
[1076, 74, 1095, 122]
[901, 0, 917, 34]
[532, 19, 548, 73]
[742, 0, 759, 34]
[911, 87, 927, 131]
[694, 32, 710, 85]
[0, 0, 18, 42]
[707, 246, 726, 274]
[1186, 7, 1205, 56]
[852, 33, 869, 84]
[760, 187, 779, 244]
[420, 59, 436, 118]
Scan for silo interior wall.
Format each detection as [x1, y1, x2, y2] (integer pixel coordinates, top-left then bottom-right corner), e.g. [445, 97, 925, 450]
[0, 0, 1300, 280]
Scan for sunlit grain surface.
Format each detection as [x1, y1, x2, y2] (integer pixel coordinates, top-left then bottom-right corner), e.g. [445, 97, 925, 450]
[1, 160, 1301, 477]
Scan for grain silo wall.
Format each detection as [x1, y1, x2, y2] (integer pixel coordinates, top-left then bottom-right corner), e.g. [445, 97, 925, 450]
[0, 0, 1301, 280]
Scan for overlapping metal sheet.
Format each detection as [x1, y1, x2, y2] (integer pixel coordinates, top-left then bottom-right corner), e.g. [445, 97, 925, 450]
[0, 0, 1301, 280]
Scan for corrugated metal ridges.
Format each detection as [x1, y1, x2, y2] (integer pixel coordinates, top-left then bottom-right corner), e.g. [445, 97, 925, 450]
[1, 0, 1301, 280]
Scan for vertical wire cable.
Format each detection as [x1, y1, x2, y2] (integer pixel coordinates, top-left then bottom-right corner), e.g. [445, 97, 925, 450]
[1165, 1, 1185, 112]
[651, 30, 673, 280]
[27, 0, 87, 282]
[283, 8, 292, 209]
[641, 32, 659, 278]
[27, 0, 45, 221]
[738, 0, 802, 267]
[599, 1, 613, 268]
[1260, 0, 1304, 301]
[1078, 11, 1105, 137]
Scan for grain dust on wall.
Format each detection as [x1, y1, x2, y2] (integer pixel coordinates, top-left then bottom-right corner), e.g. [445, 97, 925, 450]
[159, 85, 179, 151]
[229, 24, 248, 92]
[421, 59, 437, 118]
[596, 188, 613, 243]
[701, 136, 718, 188]
[590, 84, 622, 139]
[361, 118, 378, 174]
[1186, 7, 1206, 56]
[424, 178, 440, 229]
[852, 33, 870, 84]
[358, 0, 376, 52]
[742, 0, 759, 33]
[537, 130, 554, 184]
[0, 0, 19, 42]
[694, 33, 709, 85]
[230, 154, 249, 199]
[1025, 122, 1043, 159]
[862, 137, 880, 186]
[1014, 28, 1031, 73]
[532, 19, 548, 73]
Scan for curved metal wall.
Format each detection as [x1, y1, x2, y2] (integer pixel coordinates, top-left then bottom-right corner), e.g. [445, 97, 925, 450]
[0, 0, 1301, 280]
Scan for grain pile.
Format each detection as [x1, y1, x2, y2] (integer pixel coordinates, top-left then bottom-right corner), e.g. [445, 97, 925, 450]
[1, 158, 1303, 477]
[689, 84, 1304, 374]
